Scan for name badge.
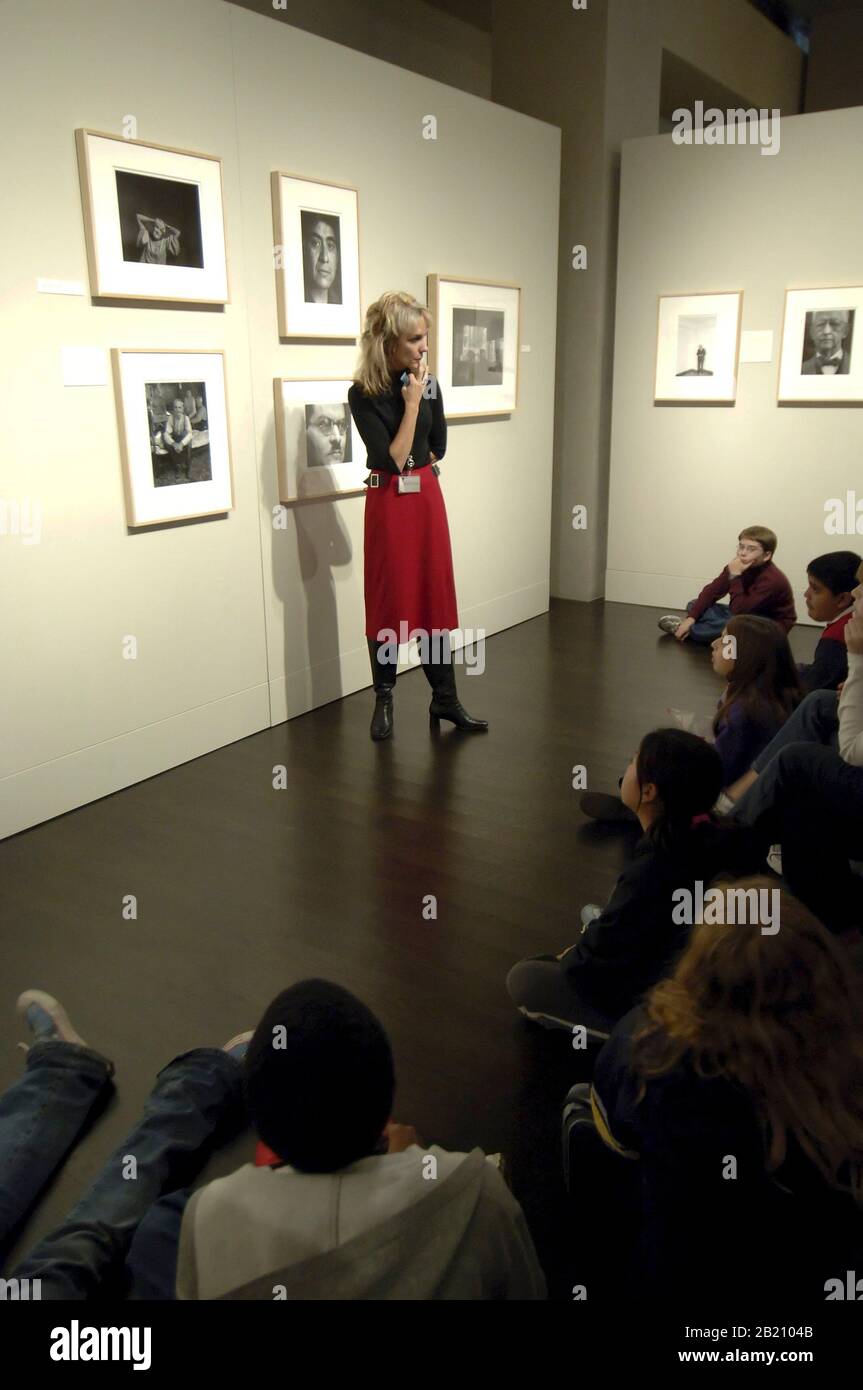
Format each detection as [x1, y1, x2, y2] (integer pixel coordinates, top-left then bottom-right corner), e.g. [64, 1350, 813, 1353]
[398, 474, 421, 494]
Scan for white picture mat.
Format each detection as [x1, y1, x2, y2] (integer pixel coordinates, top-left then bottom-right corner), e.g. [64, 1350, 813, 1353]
[778, 287, 863, 402]
[115, 351, 232, 525]
[435, 280, 519, 415]
[655, 293, 741, 402]
[274, 175, 360, 338]
[82, 133, 228, 301]
[276, 379, 367, 501]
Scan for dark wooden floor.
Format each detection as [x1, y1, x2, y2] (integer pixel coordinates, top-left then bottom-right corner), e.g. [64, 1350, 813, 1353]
[0, 599, 819, 1298]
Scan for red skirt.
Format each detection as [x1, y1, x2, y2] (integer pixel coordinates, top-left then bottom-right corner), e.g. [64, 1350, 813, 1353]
[364, 468, 459, 639]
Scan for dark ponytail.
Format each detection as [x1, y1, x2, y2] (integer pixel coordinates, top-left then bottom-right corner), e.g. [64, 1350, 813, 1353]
[636, 729, 723, 852]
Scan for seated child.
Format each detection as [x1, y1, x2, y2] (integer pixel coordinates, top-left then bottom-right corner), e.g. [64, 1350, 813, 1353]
[582, 613, 802, 823]
[658, 524, 796, 644]
[507, 730, 758, 1038]
[728, 572, 862, 806]
[799, 550, 860, 692]
[709, 614, 802, 788]
[726, 605, 863, 934]
[175, 981, 546, 1300]
[12, 982, 546, 1301]
[590, 884, 863, 1301]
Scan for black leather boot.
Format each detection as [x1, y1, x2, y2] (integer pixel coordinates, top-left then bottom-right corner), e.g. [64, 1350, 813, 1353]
[423, 659, 488, 732]
[368, 639, 396, 741]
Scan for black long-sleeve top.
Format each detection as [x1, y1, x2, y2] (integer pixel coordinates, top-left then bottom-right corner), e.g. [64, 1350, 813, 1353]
[348, 372, 447, 476]
[593, 1006, 863, 1300]
[561, 820, 758, 1020]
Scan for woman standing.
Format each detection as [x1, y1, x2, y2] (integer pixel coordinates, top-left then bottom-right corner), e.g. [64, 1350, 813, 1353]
[348, 292, 487, 742]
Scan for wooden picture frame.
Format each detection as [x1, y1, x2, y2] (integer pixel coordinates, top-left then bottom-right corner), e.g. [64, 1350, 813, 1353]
[274, 377, 367, 503]
[778, 287, 863, 404]
[654, 291, 743, 405]
[76, 128, 229, 304]
[271, 172, 361, 340]
[112, 349, 234, 526]
[427, 274, 521, 418]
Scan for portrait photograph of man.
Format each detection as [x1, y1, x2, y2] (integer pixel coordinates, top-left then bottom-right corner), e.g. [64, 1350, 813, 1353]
[300, 209, 343, 304]
[145, 381, 211, 487]
[801, 309, 854, 375]
[304, 403, 352, 466]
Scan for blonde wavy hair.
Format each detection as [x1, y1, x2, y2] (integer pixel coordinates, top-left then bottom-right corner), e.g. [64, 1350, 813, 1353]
[634, 879, 863, 1204]
[354, 291, 431, 397]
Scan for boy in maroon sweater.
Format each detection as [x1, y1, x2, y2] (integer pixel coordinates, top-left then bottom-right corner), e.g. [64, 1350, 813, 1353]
[658, 525, 796, 645]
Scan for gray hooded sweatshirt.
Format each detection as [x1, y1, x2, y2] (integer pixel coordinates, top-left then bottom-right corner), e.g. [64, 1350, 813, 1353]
[176, 1145, 546, 1300]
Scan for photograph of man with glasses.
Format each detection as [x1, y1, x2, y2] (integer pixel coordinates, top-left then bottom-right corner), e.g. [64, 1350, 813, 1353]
[304, 402, 352, 466]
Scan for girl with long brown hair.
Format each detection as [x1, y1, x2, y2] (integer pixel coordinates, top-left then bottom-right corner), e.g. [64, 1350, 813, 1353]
[710, 613, 802, 786]
[580, 613, 802, 826]
[590, 881, 863, 1297]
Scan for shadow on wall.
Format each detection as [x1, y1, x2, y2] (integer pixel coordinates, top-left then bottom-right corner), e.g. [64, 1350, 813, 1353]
[264, 415, 356, 718]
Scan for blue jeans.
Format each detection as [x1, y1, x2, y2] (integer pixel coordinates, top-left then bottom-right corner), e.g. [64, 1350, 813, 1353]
[735, 690, 840, 819]
[9, 1046, 247, 1299]
[735, 742, 863, 934]
[685, 600, 730, 644]
[0, 1042, 114, 1261]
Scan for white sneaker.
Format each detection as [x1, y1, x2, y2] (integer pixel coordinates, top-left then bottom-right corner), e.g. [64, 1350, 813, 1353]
[767, 844, 783, 875]
[223, 1030, 253, 1061]
[17, 991, 87, 1047]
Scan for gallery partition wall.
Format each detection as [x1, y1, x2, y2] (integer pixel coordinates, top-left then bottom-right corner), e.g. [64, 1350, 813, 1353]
[605, 106, 863, 620]
[0, 0, 561, 840]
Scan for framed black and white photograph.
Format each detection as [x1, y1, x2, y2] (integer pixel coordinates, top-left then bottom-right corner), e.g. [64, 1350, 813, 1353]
[115, 171, 204, 269]
[76, 130, 228, 303]
[779, 288, 863, 403]
[451, 307, 506, 387]
[113, 350, 233, 525]
[274, 378, 367, 502]
[427, 275, 520, 418]
[654, 292, 742, 404]
[272, 173, 360, 339]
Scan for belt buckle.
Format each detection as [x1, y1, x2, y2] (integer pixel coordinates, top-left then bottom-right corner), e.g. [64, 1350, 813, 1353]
[368, 472, 380, 489]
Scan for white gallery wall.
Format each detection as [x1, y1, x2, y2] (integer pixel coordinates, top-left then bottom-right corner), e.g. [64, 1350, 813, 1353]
[606, 107, 863, 620]
[0, 0, 560, 840]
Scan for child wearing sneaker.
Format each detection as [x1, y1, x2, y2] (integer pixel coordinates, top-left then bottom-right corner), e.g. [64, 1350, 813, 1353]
[508, 730, 757, 1038]
[658, 525, 796, 645]
[581, 614, 802, 825]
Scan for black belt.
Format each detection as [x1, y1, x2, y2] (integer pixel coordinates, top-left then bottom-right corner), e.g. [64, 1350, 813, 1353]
[366, 463, 440, 488]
